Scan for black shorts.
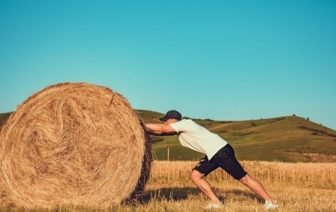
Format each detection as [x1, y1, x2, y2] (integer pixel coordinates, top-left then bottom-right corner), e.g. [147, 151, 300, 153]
[192, 144, 247, 180]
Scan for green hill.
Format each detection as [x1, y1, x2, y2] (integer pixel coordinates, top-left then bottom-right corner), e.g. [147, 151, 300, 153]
[136, 110, 336, 162]
[1, 110, 336, 162]
[0, 112, 11, 131]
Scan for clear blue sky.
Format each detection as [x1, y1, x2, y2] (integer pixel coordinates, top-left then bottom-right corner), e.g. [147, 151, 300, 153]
[1, 1, 336, 129]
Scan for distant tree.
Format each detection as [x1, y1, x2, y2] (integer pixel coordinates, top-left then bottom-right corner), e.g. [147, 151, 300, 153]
[204, 118, 213, 121]
[307, 117, 310, 121]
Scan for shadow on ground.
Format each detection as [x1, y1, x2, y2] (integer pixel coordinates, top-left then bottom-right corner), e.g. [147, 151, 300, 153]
[136, 187, 263, 204]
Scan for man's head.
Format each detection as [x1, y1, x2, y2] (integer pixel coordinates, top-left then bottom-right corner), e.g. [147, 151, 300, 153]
[159, 110, 182, 122]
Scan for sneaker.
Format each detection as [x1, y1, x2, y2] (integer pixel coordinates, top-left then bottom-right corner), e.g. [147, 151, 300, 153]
[264, 200, 278, 210]
[204, 201, 224, 209]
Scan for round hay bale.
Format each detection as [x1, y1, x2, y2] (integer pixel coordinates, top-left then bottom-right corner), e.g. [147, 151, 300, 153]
[0, 82, 152, 208]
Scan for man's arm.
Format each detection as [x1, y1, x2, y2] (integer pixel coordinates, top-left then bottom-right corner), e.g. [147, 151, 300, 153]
[145, 123, 177, 136]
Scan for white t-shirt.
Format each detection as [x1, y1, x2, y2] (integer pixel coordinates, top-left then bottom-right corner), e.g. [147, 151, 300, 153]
[170, 119, 228, 160]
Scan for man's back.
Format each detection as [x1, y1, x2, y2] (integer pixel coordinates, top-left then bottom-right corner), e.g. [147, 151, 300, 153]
[170, 119, 228, 160]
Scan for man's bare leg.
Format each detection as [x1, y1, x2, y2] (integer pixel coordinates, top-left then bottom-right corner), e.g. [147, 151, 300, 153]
[190, 170, 221, 204]
[239, 174, 275, 204]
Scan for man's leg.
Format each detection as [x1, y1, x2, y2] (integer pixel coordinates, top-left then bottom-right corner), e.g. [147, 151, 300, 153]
[239, 174, 275, 204]
[190, 170, 221, 204]
[211, 144, 276, 204]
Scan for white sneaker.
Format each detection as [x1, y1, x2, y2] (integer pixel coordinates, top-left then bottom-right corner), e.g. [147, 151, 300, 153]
[204, 202, 224, 209]
[264, 200, 278, 210]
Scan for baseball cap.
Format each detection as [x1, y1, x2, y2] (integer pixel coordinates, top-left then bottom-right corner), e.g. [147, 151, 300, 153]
[159, 110, 182, 121]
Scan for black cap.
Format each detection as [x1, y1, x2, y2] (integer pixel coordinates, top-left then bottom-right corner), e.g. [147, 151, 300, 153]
[159, 110, 182, 121]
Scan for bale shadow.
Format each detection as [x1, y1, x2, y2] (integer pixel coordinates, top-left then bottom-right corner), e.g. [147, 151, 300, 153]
[137, 187, 201, 204]
[224, 189, 264, 203]
[134, 187, 263, 205]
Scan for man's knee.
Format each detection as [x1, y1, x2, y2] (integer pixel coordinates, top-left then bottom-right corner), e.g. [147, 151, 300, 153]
[190, 170, 204, 182]
[239, 174, 250, 185]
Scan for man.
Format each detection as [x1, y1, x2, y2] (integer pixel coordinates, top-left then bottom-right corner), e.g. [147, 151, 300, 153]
[145, 110, 278, 210]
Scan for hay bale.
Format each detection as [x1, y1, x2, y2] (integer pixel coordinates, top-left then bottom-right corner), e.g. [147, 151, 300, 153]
[0, 82, 152, 208]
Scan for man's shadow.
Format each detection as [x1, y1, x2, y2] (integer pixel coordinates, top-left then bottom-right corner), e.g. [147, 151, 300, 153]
[135, 187, 263, 204]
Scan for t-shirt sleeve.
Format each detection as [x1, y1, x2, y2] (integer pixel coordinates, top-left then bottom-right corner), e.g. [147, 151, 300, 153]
[169, 122, 180, 132]
[170, 120, 192, 133]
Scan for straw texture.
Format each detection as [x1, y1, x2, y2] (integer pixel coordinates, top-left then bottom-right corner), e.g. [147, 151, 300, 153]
[0, 82, 152, 208]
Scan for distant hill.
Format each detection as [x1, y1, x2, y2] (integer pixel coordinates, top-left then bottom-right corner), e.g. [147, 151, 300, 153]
[1, 110, 336, 162]
[0, 112, 12, 131]
[136, 110, 336, 162]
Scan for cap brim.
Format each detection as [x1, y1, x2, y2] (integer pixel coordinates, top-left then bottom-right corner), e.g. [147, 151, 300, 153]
[159, 116, 168, 121]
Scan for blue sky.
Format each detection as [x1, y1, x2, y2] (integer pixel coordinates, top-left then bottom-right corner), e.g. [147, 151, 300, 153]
[1, 0, 336, 129]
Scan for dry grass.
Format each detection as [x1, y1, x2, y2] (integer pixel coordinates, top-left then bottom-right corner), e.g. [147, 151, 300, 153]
[144, 161, 336, 212]
[0, 82, 152, 208]
[303, 153, 336, 163]
[150, 161, 336, 189]
[0, 160, 335, 211]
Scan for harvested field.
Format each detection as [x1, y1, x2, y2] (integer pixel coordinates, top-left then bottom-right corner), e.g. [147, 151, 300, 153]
[0, 161, 335, 211]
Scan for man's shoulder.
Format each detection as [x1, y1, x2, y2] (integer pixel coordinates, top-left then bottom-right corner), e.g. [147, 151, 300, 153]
[170, 119, 194, 131]
[174, 119, 199, 129]
[179, 119, 195, 124]
[181, 118, 194, 122]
